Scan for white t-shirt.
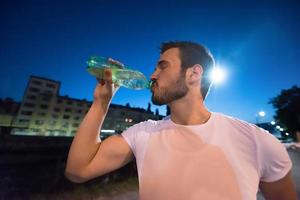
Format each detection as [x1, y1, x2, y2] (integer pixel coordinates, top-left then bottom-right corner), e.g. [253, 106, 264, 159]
[121, 112, 292, 200]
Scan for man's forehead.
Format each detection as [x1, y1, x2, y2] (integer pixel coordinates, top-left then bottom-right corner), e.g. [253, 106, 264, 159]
[161, 47, 180, 58]
[159, 48, 181, 63]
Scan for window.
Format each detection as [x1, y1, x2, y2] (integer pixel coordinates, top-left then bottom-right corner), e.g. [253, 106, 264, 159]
[74, 116, 81, 120]
[49, 120, 56, 125]
[27, 95, 36, 100]
[32, 80, 42, 85]
[52, 114, 58, 118]
[42, 96, 52, 102]
[63, 115, 70, 119]
[77, 109, 82, 113]
[40, 104, 49, 109]
[29, 87, 40, 93]
[44, 90, 53, 95]
[19, 119, 29, 123]
[72, 123, 79, 127]
[38, 112, 46, 116]
[30, 128, 40, 132]
[46, 83, 56, 88]
[21, 111, 32, 116]
[77, 102, 83, 107]
[62, 122, 69, 128]
[53, 108, 60, 112]
[23, 102, 35, 108]
[35, 120, 44, 125]
[66, 101, 73, 105]
[65, 108, 72, 112]
[56, 99, 63, 104]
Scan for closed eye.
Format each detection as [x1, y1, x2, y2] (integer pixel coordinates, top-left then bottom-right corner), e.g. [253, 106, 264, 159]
[156, 60, 169, 70]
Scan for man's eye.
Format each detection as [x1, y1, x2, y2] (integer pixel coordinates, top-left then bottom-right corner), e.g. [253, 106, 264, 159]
[161, 64, 168, 69]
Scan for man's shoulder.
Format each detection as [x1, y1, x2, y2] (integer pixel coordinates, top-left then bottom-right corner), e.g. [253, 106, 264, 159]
[214, 112, 267, 135]
[128, 117, 169, 132]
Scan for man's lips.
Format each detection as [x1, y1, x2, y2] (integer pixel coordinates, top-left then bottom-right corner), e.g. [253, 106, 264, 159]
[151, 82, 157, 92]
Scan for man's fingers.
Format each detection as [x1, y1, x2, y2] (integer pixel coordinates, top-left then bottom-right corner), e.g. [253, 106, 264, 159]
[96, 78, 105, 85]
[103, 68, 113, 84]
[108, 58, 124, 68]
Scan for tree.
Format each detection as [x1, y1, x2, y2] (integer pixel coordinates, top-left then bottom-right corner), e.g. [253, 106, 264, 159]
[147, 103, 152, 112]
[269, 85, 300, 141]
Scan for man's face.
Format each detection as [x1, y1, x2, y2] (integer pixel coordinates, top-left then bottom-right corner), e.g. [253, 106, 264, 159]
[150, 48, 189, 105]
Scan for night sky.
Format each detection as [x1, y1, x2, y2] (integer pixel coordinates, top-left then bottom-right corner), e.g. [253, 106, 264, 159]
[1, 0, 300, 123]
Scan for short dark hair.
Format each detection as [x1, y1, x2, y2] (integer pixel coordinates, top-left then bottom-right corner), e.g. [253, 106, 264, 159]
[160, 41, 215, 100]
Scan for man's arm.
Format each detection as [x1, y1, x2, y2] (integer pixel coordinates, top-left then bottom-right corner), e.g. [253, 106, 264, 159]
[259, 171, 297, 200]
[65, 69, 134, 183]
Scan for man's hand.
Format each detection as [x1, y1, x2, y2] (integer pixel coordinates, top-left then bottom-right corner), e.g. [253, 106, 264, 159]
[94, 68, 119, 111]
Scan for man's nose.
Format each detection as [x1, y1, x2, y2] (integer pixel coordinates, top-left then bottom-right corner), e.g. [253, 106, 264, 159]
[150, 71, 158, 81]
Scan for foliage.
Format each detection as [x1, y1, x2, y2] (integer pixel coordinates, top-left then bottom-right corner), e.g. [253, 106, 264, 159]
[269, 85, 300, 140]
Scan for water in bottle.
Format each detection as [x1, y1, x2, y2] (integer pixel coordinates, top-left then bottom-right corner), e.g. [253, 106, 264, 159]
[87, 56, 151, 90]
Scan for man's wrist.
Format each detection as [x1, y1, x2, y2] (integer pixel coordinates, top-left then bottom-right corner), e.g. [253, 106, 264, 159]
[91, 99, 110, 114]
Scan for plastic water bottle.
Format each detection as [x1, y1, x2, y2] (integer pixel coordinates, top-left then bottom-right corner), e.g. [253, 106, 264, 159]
[86, 56, 151, 90]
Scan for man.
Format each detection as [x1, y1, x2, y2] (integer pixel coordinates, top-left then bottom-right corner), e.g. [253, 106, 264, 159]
[65, 41, 297, 199]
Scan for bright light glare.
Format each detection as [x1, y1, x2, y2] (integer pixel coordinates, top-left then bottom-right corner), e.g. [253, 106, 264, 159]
[258, 111, 266, 117]
[101, 129, 115, 133]
[270, 121, 276, 125]
[276, 125, 281, 129]
[210, 66, 226, 84]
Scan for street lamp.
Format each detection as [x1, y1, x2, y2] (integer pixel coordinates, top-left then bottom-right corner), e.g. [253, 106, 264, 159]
[276, 125, 281, 130]
[258, 111, 266, 117]
[256, 111, 266, 124]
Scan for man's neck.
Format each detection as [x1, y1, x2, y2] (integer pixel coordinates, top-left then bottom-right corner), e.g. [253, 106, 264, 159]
[169, 95, 211, 126]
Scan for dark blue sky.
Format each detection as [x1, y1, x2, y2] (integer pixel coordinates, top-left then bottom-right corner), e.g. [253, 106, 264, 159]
[1, 0, 300, 123]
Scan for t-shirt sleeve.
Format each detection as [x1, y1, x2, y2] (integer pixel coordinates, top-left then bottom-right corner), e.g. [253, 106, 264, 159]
[121, 121, 148, 157]
[256, 128, 292, 182]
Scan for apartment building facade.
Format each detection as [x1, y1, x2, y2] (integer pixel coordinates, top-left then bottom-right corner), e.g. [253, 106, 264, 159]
[8, 75, 162, 137]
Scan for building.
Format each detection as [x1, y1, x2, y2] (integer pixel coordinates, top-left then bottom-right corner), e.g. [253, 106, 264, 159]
[0, 98, 20, 137]
[3, 75, 162, 137]
[0, 98, 20, 126]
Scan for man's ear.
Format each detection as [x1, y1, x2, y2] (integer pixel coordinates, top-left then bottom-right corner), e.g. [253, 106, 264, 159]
[187, 64, 203, 80]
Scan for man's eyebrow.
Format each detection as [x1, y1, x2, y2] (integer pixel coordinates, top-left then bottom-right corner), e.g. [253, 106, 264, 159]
[157, 60, 168, 65]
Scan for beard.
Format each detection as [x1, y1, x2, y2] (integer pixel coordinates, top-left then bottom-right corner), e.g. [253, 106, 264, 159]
[151, 74, 188, 106]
